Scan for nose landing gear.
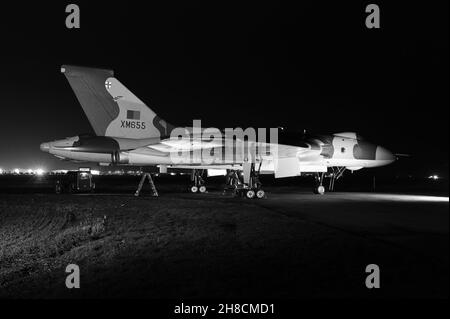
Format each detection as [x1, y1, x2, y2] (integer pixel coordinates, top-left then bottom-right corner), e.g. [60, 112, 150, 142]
[314, 172, 326, 195]
[313, 167, 346, 194]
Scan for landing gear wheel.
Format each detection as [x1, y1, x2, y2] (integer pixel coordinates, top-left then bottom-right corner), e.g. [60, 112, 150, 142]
[198, 185, 207, 193]
[256, 189, 265, 199]
[245, 189, 256, 199]
[316, 185, 325, 195]
[190, 186, 199, 193]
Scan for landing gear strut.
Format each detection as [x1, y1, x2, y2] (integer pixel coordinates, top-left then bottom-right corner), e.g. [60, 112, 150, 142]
[328, 167, 346, 192]
[190, 169, 207, 193]
[225, 170, 242, 190]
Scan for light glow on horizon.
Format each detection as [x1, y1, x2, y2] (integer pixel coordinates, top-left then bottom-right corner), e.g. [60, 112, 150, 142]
[353, 193, 449, 203]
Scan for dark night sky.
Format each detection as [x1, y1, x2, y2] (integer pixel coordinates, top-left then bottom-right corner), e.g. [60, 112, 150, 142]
[0, 2, 448, 177]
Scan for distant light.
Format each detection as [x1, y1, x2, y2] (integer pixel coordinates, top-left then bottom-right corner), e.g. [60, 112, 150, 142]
[14, 169, 20, 174]
[35, 168, 45, 176]
[27, 169, 33, 174]
[0, 168, 3, 174]
[91, 170, 100, 175]
[51, 170, 68, 174]
[352, 193, 448, 203]
[170, 172, 176, 176]
[428, 175, 439, 180]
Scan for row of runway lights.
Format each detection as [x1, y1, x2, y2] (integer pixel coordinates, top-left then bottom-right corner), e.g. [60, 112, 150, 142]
[0, 169, 100, 176]
[0, 169, 133, 176]
[0, 169, 178, 176]
[0, 168, 46, 175]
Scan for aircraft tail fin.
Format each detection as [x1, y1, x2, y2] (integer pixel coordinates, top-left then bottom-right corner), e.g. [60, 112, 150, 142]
[61, 65, 173, 139]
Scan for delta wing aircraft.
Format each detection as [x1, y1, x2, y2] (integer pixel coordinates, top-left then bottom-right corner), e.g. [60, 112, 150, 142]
[40, 65, 396, 198]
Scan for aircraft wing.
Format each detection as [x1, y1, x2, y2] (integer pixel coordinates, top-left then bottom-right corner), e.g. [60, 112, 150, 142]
[142, 136, 313, 159]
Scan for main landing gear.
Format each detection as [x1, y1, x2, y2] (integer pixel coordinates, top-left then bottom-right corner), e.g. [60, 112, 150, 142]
[231, 163, 266, 200]
[189, 169, 207, 193]
[313, 167, 346, 195]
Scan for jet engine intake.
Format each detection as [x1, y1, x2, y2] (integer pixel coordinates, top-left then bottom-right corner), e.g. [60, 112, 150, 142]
[111, 151, 129, 164]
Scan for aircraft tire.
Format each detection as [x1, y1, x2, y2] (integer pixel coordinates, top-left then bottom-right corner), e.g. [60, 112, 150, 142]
[245, 189, 256, 199]
[190, 186, 199, 193]
[199, 185, 207, 193]
[256, 189, 265, 199]
[316, 185, 325, 195]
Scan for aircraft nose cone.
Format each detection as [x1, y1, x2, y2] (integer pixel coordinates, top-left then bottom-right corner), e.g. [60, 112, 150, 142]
[40, 143, 50, 152]
[375, 146, 395, 162]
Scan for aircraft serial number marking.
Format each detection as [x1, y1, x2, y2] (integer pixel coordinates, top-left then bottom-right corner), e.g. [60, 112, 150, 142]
[120, 121, 146, 129]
